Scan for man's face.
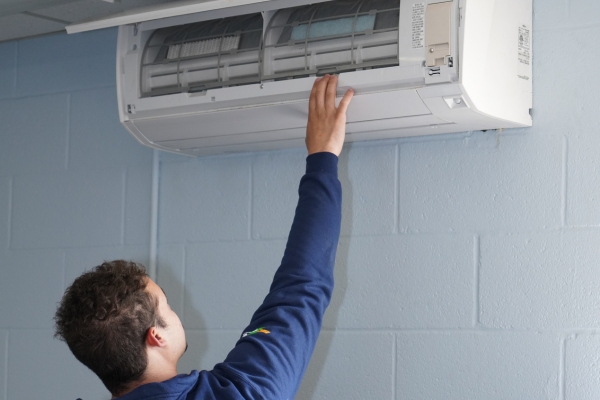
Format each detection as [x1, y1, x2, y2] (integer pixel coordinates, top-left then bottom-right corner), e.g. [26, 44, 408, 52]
[145, 278, 187, 361]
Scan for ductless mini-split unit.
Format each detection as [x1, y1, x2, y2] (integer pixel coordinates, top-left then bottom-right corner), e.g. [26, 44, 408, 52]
[68, 0, 532, 156]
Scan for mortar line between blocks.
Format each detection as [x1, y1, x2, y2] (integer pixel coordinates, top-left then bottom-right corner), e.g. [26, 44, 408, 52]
[65, 93, 71, 170]
[12, 42, 17, 97]
[120, 170, 127, 245]
[149, 150, 160, 280]
[392, 334, 396, 400]
[561, 135, 568, 227]
[248, 162, 253, 240]
[4, 330, 9, 400]
[394, 144, 399, 235]
[181, 246, 187, 319]
[62, 251, 67, 291]
[559, 336, 566, 400]
[5, 84, 118, 102]
[7, 177, 12, 250]
[473, 234, 481, 327]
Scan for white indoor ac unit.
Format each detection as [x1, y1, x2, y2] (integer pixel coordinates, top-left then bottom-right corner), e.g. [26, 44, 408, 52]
[68, 0, 532, 156]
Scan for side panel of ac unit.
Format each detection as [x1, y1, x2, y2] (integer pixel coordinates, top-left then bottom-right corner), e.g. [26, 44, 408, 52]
[459, 0, 533, 126]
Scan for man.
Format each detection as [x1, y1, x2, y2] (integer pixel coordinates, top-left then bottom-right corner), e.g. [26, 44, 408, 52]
[54, 74, 354, 399]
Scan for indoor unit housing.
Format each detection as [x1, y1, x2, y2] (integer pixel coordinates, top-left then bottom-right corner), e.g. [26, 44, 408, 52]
[68, 0, 533, 156]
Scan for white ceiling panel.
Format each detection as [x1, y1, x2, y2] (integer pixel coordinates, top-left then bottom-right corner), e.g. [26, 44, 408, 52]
[66, 0, 276, 33]
[0, 13, 66, 42]
[34, 0, 180, 25]
[0, 0, 178, 43]
[0, 0, 78, 17]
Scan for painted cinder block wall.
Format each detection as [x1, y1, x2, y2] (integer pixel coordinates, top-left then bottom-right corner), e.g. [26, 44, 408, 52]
[1, 0, 599, 398]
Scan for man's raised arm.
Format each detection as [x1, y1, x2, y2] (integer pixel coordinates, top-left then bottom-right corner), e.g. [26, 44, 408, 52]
[209, 75, 353, 399]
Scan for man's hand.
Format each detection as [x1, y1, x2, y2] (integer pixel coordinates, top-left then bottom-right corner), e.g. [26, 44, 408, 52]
[306, 75, 354, 156]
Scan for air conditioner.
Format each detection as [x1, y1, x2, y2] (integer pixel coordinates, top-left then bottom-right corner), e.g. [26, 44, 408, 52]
[68, 0, 532, 156]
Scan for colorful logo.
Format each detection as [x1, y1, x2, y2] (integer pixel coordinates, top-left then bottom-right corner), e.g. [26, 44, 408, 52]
[242, 327, 271, 337]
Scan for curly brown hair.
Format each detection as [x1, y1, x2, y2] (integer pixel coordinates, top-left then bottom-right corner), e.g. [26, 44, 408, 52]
[54, 260, 166, 395]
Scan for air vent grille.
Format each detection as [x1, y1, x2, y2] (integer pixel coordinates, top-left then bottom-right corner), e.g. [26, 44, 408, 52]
[140, 0, 400, 97]
[141, 13, 263, 97]
[263, 0, 400, 79]
[166, 36, 241, 59]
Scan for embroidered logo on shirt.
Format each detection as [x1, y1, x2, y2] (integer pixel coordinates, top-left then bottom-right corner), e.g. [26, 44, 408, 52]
[242, 327, 270, 337]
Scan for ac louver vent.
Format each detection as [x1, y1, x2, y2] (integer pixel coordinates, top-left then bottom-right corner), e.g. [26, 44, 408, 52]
[140, 0, 400, 97]
[263, 0, 400, 80]
[166, 36, 241, 59]
[141, 13, 263, 97]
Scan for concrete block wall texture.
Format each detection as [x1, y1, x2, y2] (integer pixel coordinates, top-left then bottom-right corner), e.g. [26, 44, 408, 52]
[0, 29, 152, 400]
[1, 1, 600, 399]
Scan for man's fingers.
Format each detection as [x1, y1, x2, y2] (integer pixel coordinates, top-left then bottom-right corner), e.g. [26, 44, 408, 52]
[314, 74, 329, 111]
[309, 77, 322, 112]
[310, 75, 353, 116]
[337, 88, 354, 116]
[325, 75, 338, 110]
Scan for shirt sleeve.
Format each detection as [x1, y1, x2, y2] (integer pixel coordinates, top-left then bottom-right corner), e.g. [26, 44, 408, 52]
[209, 152, 342, 400]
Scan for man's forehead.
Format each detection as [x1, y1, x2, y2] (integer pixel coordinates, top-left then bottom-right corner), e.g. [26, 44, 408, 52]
[146, 278, 165, 296]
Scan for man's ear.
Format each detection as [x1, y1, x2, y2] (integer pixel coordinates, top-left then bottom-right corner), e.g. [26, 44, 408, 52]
[146, 327, 167, 348]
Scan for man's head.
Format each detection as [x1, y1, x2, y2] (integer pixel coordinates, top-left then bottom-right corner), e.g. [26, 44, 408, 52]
[54, 260, 186, 396]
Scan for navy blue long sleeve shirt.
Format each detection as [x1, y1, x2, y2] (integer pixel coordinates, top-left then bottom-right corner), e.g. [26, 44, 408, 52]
[119, 152, 342, 400]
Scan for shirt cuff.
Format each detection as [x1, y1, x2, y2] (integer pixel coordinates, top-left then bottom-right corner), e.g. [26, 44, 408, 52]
[305, 152, 338, 176]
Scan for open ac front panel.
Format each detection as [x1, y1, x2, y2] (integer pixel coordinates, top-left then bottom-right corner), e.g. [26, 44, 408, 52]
[117, 0, 533, 156]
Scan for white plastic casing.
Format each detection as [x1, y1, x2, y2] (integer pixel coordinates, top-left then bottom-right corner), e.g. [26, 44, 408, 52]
[106, 0, 532, 156]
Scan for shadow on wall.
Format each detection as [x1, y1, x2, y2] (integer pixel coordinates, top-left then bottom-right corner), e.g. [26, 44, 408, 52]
[296, 144, 354, 398]
[156, 262, 209, 372]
